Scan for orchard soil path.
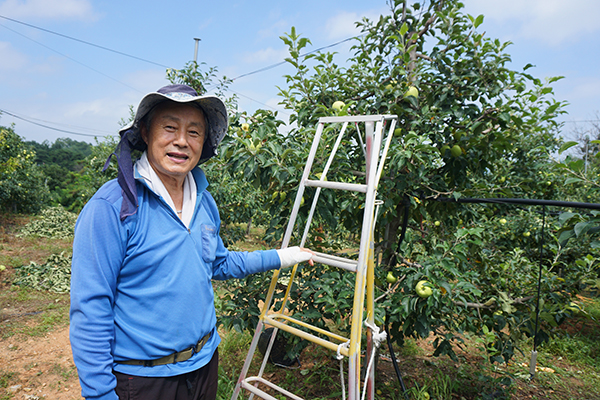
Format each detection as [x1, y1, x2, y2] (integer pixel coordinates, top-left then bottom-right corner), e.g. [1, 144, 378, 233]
[1, 324, 82, 400]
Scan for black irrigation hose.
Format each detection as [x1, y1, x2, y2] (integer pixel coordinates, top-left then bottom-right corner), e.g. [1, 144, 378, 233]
[529, 205, 546, 379]
[433, 196, 600, 210]
[393, 195, 411, 265]
[385, 311, 409, 399]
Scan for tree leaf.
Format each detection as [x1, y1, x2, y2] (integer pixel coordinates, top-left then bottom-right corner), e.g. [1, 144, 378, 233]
[474, 14, 484, 28]
[564, 177, 583, 185]
[400, 22, 408, 36]
[574, 221, 592, 237]
[558, 141, 578, 154]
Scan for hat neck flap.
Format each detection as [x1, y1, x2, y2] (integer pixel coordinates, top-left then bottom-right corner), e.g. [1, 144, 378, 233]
[103, 130, 139, 220]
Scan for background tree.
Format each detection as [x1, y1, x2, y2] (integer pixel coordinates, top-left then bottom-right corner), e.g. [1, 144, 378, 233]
[0, 124, 49, 213]
[26, 138, 93, 208]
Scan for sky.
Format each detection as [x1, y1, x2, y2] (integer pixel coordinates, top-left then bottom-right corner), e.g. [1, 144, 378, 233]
[0, 0, 599, 145]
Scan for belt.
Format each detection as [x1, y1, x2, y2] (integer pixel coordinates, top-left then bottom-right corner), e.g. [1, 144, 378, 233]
[116, 332, 212, 367]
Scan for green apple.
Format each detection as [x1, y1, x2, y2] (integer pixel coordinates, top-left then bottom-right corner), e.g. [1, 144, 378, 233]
[439, 145, 450, 156]
[0, 265, 5, 271]
[523, 231, 531, 237]
[415, 280, 433, 298]
[453, 131, 465, 141]
[394, 127, 402, 137]
[450, 144, 462, 157]
[498, 176, 506, 183]
[434, 221, 441, 227]
[565, 302, 581, 315]
[241, 123, 250, 132]
[404, 86, 419, 99]
[332, 101, 345, 111]
[386, 271, 398, 284]
[499, 218, 507, 225]
[423, 392, 430, 400]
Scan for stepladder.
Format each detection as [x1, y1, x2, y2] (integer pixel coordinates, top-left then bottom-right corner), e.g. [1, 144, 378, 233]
[231, 114, 398, 400]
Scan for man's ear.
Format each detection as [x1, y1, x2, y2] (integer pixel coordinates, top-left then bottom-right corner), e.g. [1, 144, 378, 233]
[140, 122, 149, 145]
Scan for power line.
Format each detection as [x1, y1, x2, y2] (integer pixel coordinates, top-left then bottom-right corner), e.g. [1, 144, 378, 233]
[0, 14, 171, 69]
[0, 108, 117, 138]
[562, 120, 600, 124]
[0, 22, 144, 93]
[205, 35, 361, 113]
[226, 88, 292, 116]
[228, 35, 360, 82]
[0, 108, 114, 135]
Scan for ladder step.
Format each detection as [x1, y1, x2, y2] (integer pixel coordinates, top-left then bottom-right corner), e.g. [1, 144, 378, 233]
[304, 179, 367, 193]
[264, 313, 349, 357]
[241, 377, 305, 400]
[319, 114, 395, 123]
[312, 251, 358, 272]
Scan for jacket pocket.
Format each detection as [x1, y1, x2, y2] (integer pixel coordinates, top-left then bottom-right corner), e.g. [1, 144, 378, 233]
[201, 224, 218, 263]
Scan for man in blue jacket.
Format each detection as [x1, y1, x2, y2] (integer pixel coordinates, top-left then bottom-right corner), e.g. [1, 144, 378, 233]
[69, 84, 313, 400]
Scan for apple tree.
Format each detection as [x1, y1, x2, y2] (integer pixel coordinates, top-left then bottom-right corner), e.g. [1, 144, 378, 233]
[218, 0, 591, 366]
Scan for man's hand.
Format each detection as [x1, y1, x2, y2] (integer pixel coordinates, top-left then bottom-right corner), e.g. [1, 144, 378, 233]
[276, 246, 314, 268]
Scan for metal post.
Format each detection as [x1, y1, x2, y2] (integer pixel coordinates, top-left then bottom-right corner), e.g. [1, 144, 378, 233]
[193, 38, 201, 62]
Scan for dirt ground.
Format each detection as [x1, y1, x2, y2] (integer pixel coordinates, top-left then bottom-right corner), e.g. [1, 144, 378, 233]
[1, 325, 82, 400]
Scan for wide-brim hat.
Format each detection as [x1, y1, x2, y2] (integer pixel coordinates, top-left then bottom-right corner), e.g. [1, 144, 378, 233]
[119, 84, 228, 164]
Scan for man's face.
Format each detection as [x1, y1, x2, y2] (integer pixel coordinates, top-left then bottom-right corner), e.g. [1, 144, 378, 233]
[141, 102, 206, 186]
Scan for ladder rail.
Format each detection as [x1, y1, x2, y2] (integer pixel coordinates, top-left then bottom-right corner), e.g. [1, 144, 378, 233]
[241, 377, 305, 400]
[346, 120, 384, 399]
[281, 122, 325, 249]
[266, 313, 350, 343]
[311, 251, 358, 272]
[304, 179, 367, 192]
[263, 315, 350, 357]
[375, 118, 397, 189]
[300, 121, 350, 247]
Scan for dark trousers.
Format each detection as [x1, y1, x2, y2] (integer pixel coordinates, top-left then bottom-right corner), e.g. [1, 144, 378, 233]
[114, 349, 219, 400]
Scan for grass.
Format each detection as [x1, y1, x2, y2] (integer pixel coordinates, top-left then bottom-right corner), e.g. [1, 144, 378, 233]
[1, 214, 600, 399]
[0, 286, 70, 339]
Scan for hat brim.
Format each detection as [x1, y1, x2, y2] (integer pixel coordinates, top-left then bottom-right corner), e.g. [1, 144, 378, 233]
[119, 91, 228, 164]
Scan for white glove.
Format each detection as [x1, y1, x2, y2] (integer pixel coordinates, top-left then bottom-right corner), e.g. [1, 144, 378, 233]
[276, 246, 313, 269]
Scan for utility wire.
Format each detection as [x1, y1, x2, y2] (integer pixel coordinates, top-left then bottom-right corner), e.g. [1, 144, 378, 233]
[0, 108, 116, 138]
[0, 108, 114, 135]
[0, 14, 171, 69]
[0, 22, 143, 93]
[205, 35, 361, 113]
[228, 35, 360, 83]
[226, 89, 291, 116]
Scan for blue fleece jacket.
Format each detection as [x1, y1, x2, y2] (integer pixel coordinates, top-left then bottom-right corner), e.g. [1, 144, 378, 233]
[69, 167, 280, 400]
